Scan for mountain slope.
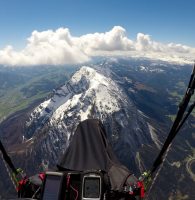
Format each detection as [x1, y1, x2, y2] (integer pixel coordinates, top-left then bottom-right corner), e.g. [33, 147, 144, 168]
[21, 66, 154, 173]
[0, 65, 75, 122]
[1, 58, 194, 199]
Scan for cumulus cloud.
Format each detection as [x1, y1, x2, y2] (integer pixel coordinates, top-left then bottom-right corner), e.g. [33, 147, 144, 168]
[0, 26, 195, 66]
[0, 28, 90, 66]
[78, 26, 134, 53]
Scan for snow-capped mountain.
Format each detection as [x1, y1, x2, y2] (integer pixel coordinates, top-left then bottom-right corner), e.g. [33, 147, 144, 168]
[23, 66, 155, 172]
[1, 58, 194, 199]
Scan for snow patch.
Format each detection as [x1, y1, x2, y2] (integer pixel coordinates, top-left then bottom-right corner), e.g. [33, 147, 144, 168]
[28, 66, 122, 131]
[147, 123, 161, 149]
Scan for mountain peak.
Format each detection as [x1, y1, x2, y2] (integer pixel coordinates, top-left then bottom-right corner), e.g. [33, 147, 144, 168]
[24, 64, 152, 174]
[71, 66, 109, 88]
[26, 66, 126, 138]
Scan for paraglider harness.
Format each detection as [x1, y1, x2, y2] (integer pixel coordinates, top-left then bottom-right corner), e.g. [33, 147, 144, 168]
[39, 170, 143, 200]
[0, 141, 144, 200]
[1, 63, 195, 199]
[16, 170, 144, 200]
[0, 122, 144, 200]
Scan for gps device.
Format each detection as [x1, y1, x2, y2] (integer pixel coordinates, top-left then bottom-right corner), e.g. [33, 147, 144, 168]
[41, 172, 66, 200]
[82, 173, 102, 200]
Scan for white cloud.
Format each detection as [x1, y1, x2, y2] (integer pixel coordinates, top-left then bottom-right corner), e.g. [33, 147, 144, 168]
[0, 26, 195, 66]
[0, 28, 90, 66]
[77, 26, 134, 53]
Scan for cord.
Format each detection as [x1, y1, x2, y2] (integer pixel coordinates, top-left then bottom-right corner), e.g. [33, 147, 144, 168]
[70, 184, 78, 200]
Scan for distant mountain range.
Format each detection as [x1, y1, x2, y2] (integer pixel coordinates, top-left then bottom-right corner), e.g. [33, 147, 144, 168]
[0, 58, 195, 199]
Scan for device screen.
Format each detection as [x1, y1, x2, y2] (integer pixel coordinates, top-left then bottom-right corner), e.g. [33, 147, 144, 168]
[42, 175, 62, 200]
[83, 177, 100, 198]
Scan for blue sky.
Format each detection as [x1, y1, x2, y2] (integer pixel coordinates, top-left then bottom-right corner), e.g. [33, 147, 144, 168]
[0, 0, 194, 48]
[0, 0, 195, 66]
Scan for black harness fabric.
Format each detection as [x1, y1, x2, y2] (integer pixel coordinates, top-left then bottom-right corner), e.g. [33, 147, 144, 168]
[57, 119, 132, 191]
